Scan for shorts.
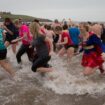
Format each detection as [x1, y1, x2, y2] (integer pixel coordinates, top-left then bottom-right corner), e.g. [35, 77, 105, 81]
[64, 45, 75, 50]
[31, 55, 51, 72]
[5, 34, 17, 44]
[0, 49, 7, 60]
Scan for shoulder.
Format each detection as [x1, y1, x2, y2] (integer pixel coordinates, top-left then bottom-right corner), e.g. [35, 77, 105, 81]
[90, 34, 99, 39]
[38, 35, 46, 40]
[20, 25, 29, 31]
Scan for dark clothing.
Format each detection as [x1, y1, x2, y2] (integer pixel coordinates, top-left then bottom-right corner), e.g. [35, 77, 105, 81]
[31, 35, 51, 72]
[5, 23, 18, 43]
[32, 35, 49, 57]
[53, 34, 60, 51]
[16, 44, 34, 63]
[0, 49, 7, 60]
[81, 34, 103, 54]
[32, 55, 51, 72]
[64, 45, 75, 50]
[101, 28, 105, 44]
[53, 34, 59, 43]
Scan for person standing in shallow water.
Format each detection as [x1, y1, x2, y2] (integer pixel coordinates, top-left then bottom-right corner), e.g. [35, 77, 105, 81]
[16, 20, 34, 68]
[29, 22, 53, 73]
[4, 18, 18, 54]
[80, 25, 105, 76]
[0, 24, 15, 77]
[55, 25, 74, 62]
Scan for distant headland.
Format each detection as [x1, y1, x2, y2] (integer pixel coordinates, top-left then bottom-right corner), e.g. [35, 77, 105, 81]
[0, 11, 52, 22]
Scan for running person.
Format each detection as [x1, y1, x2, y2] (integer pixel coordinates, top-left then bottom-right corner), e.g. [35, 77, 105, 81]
[0, 24, 15, 77]
[56, 25, 74, 61]
[16, 22, 34, 67]
[30, 22, 53, 73]
[80, 25, 105, 76]
[4, 18, 18, 54]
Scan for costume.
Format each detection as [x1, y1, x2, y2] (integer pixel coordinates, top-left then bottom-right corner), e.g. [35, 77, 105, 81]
[81, 34, 104, 68]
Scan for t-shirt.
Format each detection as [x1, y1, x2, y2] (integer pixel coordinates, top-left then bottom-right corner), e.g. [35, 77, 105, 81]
[68, 27, 80, 45]
[32, 35, 49, 57]
[61, 31, 73, 46]
[6, 23, 18, 38]
[0, 29, 6, 50]
[19, 25, 32, 45]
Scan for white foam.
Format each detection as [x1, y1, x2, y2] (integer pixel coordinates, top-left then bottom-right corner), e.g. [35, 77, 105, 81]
[1, 46, 105, 96]
[43, 54, 105, 95]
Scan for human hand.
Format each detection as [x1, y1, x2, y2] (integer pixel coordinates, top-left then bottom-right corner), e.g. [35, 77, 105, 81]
[49, 51, 55, 56]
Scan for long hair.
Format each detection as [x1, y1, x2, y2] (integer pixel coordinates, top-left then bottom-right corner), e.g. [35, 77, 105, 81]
[29, 22, 40, 39]
[4, 18, 13, 25]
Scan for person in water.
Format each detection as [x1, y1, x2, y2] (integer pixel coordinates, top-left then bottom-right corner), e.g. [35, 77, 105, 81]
[80, 25, 105, 76]
[0, 24, 15, 77]
[29, 22, 53, 73]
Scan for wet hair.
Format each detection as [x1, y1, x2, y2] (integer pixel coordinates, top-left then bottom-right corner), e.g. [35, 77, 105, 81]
[33, 19, 39, 23]
[55, 26, 62, 32]
[29, 22, 40, 39]
[87, 21, 92, 25]
[46, 25, 52, 30]
[4, 18, 12, 25]
[63, 24, 68, 30]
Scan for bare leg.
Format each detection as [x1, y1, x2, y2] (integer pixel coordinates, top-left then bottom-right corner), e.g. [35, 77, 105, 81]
[0, 60, 15, 77]
[11, 43, 17, 54]
[58, 47, 66, 57]
[83, 67, 95, 76]
[5, 41, 10, 48]
[37, 67, 53, 73]
[67, 47, 74, 62]
[99, 64, 105, 74]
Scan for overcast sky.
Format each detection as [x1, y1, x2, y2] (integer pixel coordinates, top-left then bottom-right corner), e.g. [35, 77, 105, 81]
[0, 0, 105, 21]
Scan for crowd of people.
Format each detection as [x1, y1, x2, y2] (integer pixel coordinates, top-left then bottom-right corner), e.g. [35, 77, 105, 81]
[0, 17, 105, 79]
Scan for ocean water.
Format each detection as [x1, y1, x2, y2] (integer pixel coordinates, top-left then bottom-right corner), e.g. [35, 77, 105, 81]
[0, 44, 105, 105]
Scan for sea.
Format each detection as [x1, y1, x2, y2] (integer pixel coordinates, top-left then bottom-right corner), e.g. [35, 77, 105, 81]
[0, 44, 105, 105]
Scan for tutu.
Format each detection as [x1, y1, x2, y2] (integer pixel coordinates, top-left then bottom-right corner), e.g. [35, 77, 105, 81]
[82, 52, 104, 68]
